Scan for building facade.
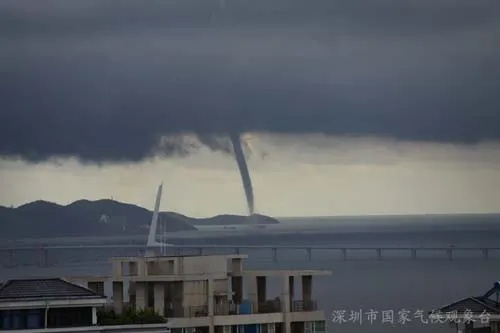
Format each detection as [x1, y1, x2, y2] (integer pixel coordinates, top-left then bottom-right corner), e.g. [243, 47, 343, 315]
[0, 278, 106, 330]
[74, 254, 331, 333]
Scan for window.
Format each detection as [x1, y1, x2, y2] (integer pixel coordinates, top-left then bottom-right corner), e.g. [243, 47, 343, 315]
[314, 321, 326, 332]
[304, 321, 313, 333]
[26, 309, 43, 329]
[267, 323, 275, 333]
[12, 310, 24, 329]
[1, 311, 11, 330]
[47, 307, 92, 328]
[223, 325, 232, 333]
[0, 309, 44, 330]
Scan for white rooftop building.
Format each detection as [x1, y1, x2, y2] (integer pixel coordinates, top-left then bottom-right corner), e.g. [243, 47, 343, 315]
[74, 253, 331, 333]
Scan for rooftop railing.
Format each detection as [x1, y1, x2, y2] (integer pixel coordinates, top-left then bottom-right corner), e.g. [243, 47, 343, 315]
[164, 299, 316, 318]
[213, 300, 282, 315]
[291, 300, 318, 312]
[165, 305, 208, 318]
[258, 299, 281, 313]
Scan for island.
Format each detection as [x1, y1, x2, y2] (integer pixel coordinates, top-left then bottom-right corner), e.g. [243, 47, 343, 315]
[0, 200, 280, 238]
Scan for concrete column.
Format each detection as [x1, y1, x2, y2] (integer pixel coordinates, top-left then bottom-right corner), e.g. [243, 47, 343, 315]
[92, 307, 97, 325]
[136, 282, 147, 310]
[138, 258, 147, 277]
[302, 275, 312, 303]
[154, 282, 165, 316]
[281, 275, 290, 313]
[208, 278, 215, 333]
[112, 281, 124, 314]
[247, 276, 258, 309]
[281, 275, 291, 333]
[177, 257, 184, 275]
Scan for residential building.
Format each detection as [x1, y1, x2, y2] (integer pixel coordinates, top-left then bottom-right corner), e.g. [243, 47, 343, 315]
[431, 281, 500, 333]
[74, 253, 331, 333]
[0, 278, 106, 330]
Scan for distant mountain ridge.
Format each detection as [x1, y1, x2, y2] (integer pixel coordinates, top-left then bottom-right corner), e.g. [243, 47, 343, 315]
[0, 200, 279, 239]
[163, 211, 279, 226]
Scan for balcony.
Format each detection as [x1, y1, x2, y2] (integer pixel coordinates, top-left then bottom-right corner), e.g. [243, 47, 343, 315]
[291, 300, 318, 312]
[164, 299, 315, 317]
[165, 305, 208, 318]
[214, 300, 281, 316]
[257, 299, 281, 313]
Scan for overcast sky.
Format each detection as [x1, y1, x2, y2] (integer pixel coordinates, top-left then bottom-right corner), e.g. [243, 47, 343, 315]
[1, 0, 499, 217]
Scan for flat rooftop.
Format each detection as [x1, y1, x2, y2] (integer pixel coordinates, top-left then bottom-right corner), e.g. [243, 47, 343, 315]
[67, 270, 331, 283]
[243, 270, 332, 277]
[111, 254, 248, 261]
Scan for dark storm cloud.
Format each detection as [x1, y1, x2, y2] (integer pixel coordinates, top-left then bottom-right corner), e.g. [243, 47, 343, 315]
[1, 0, 499, 162]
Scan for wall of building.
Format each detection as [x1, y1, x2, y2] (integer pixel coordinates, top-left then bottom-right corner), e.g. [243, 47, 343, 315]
[146, 260, 174, 276]
[213, 279, 229, 295]
[183, 281, 208, 309]
[180, 256, 228, 275]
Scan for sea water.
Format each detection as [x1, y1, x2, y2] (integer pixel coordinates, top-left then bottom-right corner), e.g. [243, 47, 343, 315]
[2, 215, 500, 333]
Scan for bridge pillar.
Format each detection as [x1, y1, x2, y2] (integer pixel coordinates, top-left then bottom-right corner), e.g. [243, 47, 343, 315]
[447, 248, 453, 261]
[306, 248, 312, 261]
[376, 248, 382, 260]
[8, 249, 15, 267]
[483, 248, 489, 260]
[411, 249, 417, 260]
[341, 248, 347, 260]
[272, 248, 277, 263]
[39, 247, 48, 267]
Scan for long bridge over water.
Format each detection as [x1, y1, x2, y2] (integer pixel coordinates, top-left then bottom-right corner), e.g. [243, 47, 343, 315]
[1, 244, 499, 268]
[3, 185, 499, 268]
